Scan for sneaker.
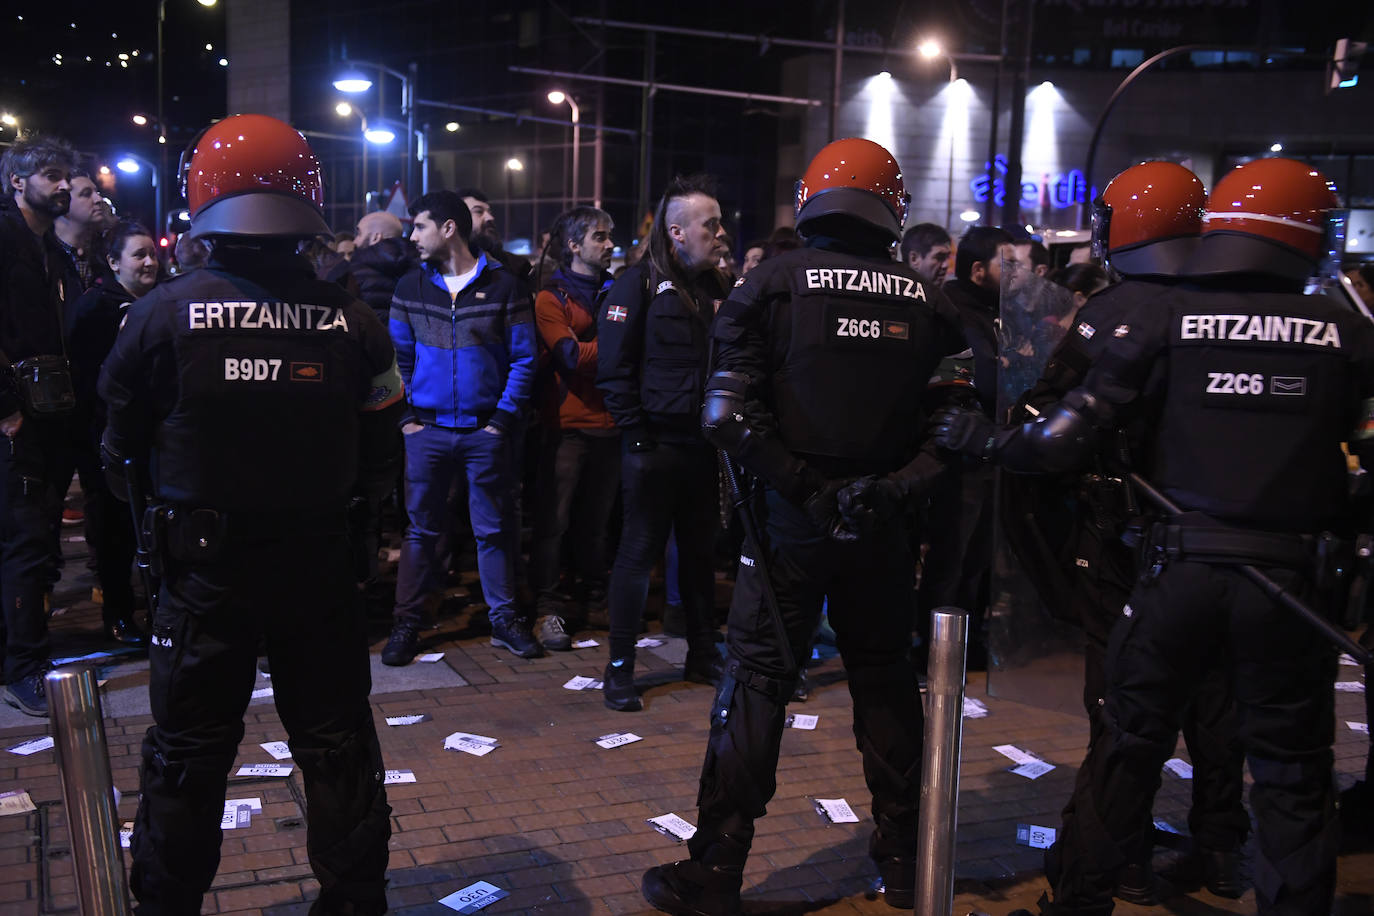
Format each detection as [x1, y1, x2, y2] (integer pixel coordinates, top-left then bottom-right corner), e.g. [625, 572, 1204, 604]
[381, 621, 421, 666]
[491, 619, 544, 658]
[603, 658, 642, 712]
[61, 507, 83, 526]
[4, 674, 48, 717]
[536, 615, 573, 652]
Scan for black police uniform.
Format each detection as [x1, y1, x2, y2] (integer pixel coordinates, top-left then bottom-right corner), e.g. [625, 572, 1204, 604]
[98, 244, 402, 914]
[1033, 282, 1374, 916]
[679, 242, 965, 896]
[1018, 281, 1249, 878]
[596, 261, 725, 668]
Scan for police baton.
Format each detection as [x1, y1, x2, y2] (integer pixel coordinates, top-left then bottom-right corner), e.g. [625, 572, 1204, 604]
[719, 452, 798, 677]
[1129, 472, 1372, 667]
[123, 458, 158, 613]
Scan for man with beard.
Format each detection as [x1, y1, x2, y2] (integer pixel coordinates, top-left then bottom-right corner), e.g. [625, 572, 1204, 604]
[0, 135, 78, 715]
[529, 206, 618, 650]
[458, 187, 533, 290]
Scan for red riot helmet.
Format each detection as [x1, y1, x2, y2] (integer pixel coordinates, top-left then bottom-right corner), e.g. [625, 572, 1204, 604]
[794, 138, 910, 243]
[1185, 157, 1341, 283]
[1090, 161, 1206, 277]
[179, 114, 330, 239]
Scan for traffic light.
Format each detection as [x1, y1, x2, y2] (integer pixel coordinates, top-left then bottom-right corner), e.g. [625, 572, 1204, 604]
[1328, 38, 1366, 92]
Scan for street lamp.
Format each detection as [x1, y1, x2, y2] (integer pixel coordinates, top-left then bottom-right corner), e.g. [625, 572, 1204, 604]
[113, 153, 159, 229]
[917, 38, 958, 82]
[547, 90, 581, 207]
[333, 58, 417, 192]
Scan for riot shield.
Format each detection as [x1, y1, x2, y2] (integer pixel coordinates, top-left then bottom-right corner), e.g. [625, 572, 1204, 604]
[984, 257, 1087, 716]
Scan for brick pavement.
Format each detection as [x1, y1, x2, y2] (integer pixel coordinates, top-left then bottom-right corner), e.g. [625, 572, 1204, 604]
[0, 539, 1371, 914]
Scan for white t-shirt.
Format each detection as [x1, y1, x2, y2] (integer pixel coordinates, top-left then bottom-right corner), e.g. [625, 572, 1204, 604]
[442, 262, 481, 296]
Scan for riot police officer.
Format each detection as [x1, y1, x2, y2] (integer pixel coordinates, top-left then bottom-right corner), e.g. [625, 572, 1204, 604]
[99, 115, 400, 915]
[641, 139, 965, 915]
[940, 158, 1369, 915]
[1011, 161, 1249, 901]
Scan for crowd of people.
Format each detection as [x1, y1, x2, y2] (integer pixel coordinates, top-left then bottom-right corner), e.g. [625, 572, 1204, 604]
[2, 116, 1373, 916]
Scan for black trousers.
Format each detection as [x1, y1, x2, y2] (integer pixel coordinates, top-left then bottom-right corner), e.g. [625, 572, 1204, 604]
[1072, 529, 1248, 858]
[689, 489, 923, 866]
[0, 418, 64, 683]
[1047, 560, 1337, 916]
[130, 530, 390, 915]
[606, 438, 718, 659]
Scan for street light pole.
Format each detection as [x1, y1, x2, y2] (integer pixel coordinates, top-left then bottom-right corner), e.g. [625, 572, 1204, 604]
[548, 92, 581, 206]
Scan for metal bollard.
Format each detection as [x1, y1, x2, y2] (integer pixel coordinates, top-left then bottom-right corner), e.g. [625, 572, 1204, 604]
[47, 666, 131, 916]
[915, 607, 969, 916]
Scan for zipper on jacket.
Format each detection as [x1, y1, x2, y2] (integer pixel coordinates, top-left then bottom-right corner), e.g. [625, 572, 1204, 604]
[451, 291, 459, 428]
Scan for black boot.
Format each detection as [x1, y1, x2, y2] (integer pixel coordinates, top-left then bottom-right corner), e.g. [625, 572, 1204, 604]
[603, 657, 642, 712]
[683, 644, 725, 685]
[105, 616, 149, 647]
[642, 834, 748, 916]
[1200, 846, 1242, 898]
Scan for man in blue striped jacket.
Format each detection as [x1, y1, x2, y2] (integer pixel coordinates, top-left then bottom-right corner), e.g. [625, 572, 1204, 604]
[383, 190, 540, 664]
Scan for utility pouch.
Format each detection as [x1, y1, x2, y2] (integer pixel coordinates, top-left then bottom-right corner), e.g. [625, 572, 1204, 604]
[12, 356, 75, 415]
[164, 507, 228, 563]
[141, 505, 169, 578]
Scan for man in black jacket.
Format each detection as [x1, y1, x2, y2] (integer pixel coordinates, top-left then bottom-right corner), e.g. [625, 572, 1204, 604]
[595, 174, 729, 711]
[327, 211, 417, 326]
[918, 226, 1015, 664]
[0, 134, 77, 716]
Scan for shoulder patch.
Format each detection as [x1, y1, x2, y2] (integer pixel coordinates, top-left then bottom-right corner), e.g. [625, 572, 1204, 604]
[1077, 322, 1096, 339]
[656, 280, 676, 295]
[733, 276, 747, 288]
[606, 304, 629, 323]
[1113, 324, 1129, 337]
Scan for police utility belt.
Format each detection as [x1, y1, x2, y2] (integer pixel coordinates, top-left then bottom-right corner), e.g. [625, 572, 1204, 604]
[140, 504, 348, 572]
[1133, 520, 1371, 628]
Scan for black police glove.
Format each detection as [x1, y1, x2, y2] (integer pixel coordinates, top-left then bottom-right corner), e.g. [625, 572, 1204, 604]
[835, 475, 906, 538]
[932, 407, 997, 459]
[803, 478, 860, 542]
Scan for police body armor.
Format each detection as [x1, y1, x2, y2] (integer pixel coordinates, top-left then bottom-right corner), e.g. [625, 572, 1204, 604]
[736, 247, 951, 478]
[1139, 287, 1368, 533]
[147, 266, 380, 515]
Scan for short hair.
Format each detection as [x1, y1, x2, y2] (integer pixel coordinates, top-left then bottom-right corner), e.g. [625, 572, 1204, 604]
[551, 205, 614, 269]
[1, 134, 78, 189]
[1049, 262, 1108, 298]
[647, 173, 718, 284]
[900, 222, 952, 263]
[409, 190, 473, 241]
[955, 226, 1014, 281]
[334, 230, 355, 243]
[105, 220, 155, 261]
[1027, 241, 1050, 271]
[454, 187, 489, 204]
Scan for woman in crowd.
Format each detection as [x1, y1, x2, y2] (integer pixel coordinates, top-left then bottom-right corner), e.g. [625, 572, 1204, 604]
[66, 220, 163, 644]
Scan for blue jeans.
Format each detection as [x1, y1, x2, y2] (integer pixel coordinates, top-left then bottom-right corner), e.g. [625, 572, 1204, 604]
[394, 424, 517, 626]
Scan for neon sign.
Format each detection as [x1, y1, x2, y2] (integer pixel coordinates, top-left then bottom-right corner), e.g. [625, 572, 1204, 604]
[971, 155, 1092, 210]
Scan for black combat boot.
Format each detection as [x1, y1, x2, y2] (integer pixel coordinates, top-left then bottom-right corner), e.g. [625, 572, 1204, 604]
[641, 833, 748, 916]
